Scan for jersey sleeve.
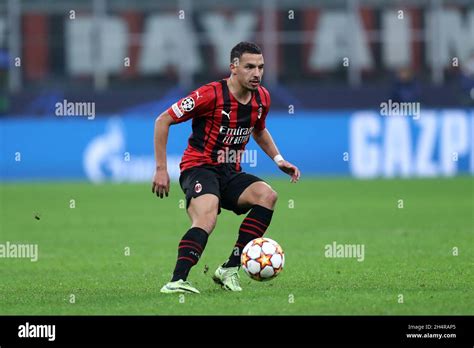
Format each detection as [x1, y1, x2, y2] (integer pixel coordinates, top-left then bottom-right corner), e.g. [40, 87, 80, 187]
[167, 84, 215, 123]
[255, 87, 271, 131]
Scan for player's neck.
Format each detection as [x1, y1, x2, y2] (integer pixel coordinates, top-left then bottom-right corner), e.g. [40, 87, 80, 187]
[227, 76, 252, 104]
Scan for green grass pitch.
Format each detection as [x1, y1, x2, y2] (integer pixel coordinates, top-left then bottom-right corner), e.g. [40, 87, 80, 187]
[0, 177, 472, 315]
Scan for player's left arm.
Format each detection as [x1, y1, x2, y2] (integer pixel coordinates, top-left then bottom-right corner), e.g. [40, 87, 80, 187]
[252, 128, 301, 183]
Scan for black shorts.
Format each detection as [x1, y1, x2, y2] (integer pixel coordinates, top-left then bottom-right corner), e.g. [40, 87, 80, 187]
[179, 164, 264, 215]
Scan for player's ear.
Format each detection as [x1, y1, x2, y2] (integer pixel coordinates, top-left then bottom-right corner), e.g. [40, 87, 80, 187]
[230, 57, 239, 75]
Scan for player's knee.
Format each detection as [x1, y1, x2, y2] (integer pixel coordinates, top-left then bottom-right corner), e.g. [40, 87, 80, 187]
[266, 188, 278, 207]
[256, 187, 278, 209]
[192, 211, 217, 234]
[188, 194, 219, 233]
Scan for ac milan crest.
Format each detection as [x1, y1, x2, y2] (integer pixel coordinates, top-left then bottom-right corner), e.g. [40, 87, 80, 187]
[257, 105, 263, 119]
[194, 182, 202, 193]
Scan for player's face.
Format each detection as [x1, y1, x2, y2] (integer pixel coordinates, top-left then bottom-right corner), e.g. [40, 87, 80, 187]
[231, 53, 264, 91]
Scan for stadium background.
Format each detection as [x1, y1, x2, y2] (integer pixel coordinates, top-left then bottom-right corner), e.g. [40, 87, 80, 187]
[1, 0, 474, 180]
[0, 0, 473, 315]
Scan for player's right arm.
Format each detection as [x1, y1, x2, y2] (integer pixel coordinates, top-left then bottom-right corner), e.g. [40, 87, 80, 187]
[152, 111, 175, 198]
[152, 84, 214, 199]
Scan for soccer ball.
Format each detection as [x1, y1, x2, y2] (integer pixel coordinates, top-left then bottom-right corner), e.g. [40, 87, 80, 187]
[241, 237, 285, 281]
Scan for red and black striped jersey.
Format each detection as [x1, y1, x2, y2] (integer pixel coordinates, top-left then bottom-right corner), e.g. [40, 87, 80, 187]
[167, 78, 271, 172]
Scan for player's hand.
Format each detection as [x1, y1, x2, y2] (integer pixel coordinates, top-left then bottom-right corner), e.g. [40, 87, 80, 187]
[152, 169, 170, 198]
[277, 160, 301, 183]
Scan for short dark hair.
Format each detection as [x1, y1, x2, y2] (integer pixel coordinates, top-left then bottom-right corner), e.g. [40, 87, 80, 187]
[230, 42, 262, 63]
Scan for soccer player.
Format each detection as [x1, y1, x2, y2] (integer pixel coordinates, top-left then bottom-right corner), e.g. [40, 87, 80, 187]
[152, 42, 300, 293]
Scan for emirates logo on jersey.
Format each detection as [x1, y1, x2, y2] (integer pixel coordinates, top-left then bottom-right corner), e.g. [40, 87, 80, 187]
[219, 125, 254, 145]
[194, 182, 202, 193]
